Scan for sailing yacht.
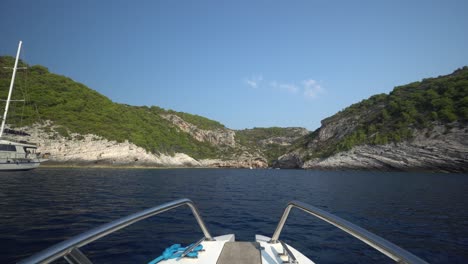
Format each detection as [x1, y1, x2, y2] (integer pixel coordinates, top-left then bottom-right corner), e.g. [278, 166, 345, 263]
[0, 41, 44, 171]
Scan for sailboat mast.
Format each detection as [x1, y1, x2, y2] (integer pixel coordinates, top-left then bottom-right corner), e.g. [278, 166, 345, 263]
[0, 40, 22, 138]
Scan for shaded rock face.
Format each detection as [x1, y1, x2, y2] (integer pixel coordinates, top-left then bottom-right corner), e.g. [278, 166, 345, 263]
[318, 116, 359, 142]
[318, 103, 385, 142]
[161, 114, 236, 147]
[273, 152, 303, 169]
[302, 125, 468, 173]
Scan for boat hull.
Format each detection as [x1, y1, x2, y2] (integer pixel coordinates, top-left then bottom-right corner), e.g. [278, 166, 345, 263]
[0, 160, 41, 171]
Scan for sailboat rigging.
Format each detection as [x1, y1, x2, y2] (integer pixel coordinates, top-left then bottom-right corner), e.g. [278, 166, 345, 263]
[0, 41, 45, 171]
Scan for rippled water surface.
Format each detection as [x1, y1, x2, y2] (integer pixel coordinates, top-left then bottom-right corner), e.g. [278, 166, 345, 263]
[1, 168, 467, 263]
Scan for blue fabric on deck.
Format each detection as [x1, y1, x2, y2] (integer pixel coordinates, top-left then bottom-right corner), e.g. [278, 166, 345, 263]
[148, 243, 204, 264]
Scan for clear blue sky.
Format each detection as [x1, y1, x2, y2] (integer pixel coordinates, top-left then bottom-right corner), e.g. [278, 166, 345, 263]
[1, 0, 467, 130]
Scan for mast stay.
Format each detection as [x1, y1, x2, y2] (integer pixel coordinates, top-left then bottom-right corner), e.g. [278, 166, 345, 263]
[0, 40, 22, 138]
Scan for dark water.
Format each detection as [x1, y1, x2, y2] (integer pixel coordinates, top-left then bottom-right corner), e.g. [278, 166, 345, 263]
[0, 168, 467, 264]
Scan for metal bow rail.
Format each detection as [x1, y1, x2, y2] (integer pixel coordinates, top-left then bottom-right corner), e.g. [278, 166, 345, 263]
[269, 200, 429, 264]
[18, 198, 213, 264]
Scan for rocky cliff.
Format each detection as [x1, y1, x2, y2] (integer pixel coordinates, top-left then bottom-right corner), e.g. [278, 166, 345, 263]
[276, 124, 467, 172]
[160, 113, 236, 147]
[7, 122, 200, 167]
[6, 121, 310, 168]
[275, 67, 468, 172]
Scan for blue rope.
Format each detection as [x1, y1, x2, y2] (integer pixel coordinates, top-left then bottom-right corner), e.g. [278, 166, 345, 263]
[148, 243, 204, 264]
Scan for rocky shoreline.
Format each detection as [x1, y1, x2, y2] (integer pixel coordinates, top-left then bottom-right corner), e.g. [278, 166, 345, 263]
[5, 121, 467, 172]
[6, 122, 268, 169]
[275, 125, 468, 173]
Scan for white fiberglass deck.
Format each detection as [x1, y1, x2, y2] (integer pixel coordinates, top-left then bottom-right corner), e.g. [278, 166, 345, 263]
[160, 234, 315, 264]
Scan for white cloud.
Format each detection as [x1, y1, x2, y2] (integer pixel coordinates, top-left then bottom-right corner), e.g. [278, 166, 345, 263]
[281, 83, 299, 93]
[248, 75, 325, 99]
[302, 79, 324, 99]
[303, 79, 317, 87]
[269, 81, 298, 93]
[244, 75, 263, 88]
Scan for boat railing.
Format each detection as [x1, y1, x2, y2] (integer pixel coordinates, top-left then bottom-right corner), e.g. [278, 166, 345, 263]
[18, 198, 214, 264]
[1, 153, 26, 159]
[3, 153, 37, 161]
[269, 200, 429, 264]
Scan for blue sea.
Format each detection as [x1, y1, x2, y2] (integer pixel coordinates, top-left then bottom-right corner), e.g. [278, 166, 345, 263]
[1, 168, 467, 263]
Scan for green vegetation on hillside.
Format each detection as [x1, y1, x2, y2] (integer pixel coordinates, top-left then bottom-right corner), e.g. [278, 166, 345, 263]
[306, 67, 468, 159]
[3, 56, 464, 163]
[0, 56, 220, 159]
[167, 110, 225, 130]
[237, 127, 306, 163]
